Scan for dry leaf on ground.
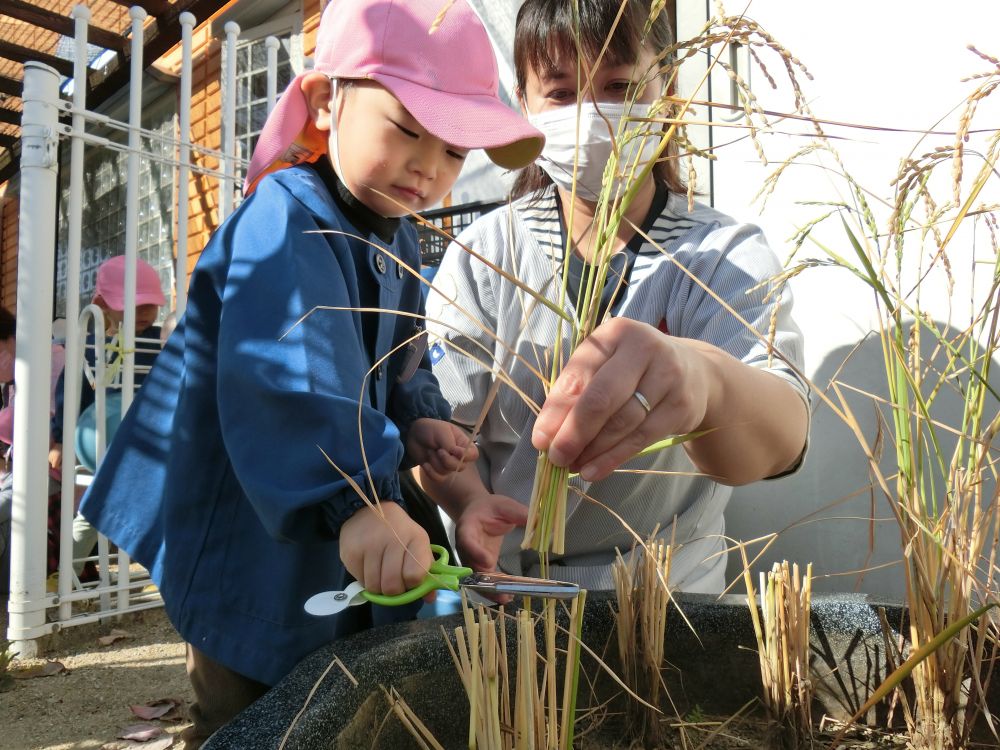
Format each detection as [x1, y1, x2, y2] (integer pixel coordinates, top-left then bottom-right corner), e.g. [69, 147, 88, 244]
[101, 736, 174, 749]
[129, 697, 186, 722]
[11, 660, 66, 679]
[118, 723, 165, 741]
[99, 629, 132, 647]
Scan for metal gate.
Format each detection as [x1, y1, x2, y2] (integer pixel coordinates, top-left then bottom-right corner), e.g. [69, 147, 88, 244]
[7, 6, 260, 656]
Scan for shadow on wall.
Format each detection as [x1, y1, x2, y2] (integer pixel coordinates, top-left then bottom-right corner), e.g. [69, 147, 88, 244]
[725, 321, 1000, 599]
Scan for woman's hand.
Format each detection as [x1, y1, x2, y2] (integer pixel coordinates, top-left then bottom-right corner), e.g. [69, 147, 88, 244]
[531, 318, 710, 482]
[531, 317, 808, 485]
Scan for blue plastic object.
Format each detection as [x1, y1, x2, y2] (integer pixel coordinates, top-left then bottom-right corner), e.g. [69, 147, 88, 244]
[74, 391, 123, 472]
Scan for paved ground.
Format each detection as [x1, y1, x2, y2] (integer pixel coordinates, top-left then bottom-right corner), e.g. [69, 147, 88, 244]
[1, 607, 192, 750]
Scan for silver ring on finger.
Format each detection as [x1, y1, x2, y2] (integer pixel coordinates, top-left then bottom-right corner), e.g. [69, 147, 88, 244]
[632, 390, 652, 414]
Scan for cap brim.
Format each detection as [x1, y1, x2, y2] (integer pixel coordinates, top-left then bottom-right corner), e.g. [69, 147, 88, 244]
[371, 73, 544, 170]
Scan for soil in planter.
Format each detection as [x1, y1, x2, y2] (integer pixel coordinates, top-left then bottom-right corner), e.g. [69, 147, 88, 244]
[571, 711, 910, 750]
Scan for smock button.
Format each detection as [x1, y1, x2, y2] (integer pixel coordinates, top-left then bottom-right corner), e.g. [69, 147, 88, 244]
[396, 263, 403, 279]
[375, 364, 384, 380]
[375, 254, 386, 274]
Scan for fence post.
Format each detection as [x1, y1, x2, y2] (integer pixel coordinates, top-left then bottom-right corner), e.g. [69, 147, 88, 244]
[177, 12, 196, 317]
[220, 22, 240, 222]
[8, 62, 60, 656]
[265, 36, 279, 113]
[56, 3, 93, 623]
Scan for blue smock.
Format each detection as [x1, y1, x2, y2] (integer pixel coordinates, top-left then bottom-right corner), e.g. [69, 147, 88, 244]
[80, 163, 450, 685]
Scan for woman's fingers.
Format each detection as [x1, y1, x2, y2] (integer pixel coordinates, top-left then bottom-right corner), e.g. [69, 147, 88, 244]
[531, 319, 709, 480]
[533, 319, 652, 467]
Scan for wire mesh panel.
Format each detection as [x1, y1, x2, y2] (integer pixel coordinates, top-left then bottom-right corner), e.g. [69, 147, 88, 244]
[411, 199, 504, 268]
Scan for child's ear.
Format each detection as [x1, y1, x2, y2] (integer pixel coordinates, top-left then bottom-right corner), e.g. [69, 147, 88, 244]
[515, 88, 528, 116]
[301, 73, 334, 132]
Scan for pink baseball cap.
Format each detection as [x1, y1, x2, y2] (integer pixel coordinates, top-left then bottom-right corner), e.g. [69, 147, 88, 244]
[244, 0, 544, 195]
[94, 256, 167, 310]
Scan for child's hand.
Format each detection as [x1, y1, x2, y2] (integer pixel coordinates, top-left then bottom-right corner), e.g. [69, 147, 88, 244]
[339, 501, 432, 596]
[48, 443, 63, 471]
[452, 492, 528, 574]
[406, 418, 478, 482]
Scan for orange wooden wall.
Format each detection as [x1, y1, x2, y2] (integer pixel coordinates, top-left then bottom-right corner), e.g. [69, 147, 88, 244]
[0, 0, 325, 312]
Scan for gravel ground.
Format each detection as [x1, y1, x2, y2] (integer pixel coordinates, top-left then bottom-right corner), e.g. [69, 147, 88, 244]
[1, 606, 193, 750]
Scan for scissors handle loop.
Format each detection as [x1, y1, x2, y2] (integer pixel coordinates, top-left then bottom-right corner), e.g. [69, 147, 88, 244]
[362, 544, 473, 607]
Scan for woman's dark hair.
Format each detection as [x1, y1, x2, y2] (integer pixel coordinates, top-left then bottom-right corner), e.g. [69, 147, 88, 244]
[511, 0, 684, 200]
[0, 308, 14, 341]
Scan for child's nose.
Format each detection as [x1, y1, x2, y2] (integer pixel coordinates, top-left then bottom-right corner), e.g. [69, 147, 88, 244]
[409, 148, 439, 180]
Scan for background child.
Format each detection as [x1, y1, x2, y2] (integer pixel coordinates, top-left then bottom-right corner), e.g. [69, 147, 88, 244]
[49, 254, 166, 472]
[0, 308, 66, 591]
[45, 255, 165, 582]
[78, 0, 542, 746]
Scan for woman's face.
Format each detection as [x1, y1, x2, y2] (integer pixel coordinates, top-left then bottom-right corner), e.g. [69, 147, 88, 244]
[520, 43, 663, 115]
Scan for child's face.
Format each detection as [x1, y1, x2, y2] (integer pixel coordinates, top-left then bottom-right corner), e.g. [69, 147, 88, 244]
[325, 82, 469, 217]
[520, 44, 662, 115]
[99, 301, 160, 334]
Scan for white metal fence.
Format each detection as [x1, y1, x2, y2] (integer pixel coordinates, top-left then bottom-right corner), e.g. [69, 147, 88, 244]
[7, 5, 285, 655]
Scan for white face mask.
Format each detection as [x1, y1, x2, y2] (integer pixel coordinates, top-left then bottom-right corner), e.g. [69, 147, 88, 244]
[527, 102, 660, 201]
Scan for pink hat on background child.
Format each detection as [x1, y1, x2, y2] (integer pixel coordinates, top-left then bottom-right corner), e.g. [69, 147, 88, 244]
[94, 256, 167, 310]
[245, 0, 544, 195]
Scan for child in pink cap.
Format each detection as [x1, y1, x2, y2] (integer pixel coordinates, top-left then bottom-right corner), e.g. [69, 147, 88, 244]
[48, 256, 166, 584]
[49, 255, 166, 472]
[78, 1, 542, 745]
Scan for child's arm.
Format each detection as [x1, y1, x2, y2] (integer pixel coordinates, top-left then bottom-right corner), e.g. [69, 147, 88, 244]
[213, 183, 436, 543]
[405, 418, 478, 481]
[416, 461, 527, 573]
[339, 501, 433, 594]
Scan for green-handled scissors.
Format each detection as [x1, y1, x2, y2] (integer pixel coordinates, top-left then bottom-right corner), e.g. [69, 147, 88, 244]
[304, 544, 579, 616]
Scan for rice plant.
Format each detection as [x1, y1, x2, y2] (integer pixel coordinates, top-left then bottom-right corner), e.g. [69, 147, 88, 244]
[447, 593, 588, 750]
[742, 558, 814, 749]
[771, 45, 1000, 750]
[611, 537, 673, 745]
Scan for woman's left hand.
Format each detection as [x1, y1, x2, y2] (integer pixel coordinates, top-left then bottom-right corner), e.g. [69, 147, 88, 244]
[531, 318, 710, 482]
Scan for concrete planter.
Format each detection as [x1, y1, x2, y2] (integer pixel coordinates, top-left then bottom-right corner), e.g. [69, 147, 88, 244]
[204, 592, 994, 749]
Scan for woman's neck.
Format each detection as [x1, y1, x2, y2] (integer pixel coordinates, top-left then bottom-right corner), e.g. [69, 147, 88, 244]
[557, 178, 656, 263]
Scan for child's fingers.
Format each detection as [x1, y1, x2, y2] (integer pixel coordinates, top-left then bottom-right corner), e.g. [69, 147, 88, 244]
[363, 548, 384, 595]
[379, 543, 407, 596]
[419, 461, 451, 483]
[435, 448, 463, 471]
[402, 536, 431, 589]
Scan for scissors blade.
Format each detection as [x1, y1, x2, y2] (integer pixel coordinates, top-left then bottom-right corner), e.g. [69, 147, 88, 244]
[460, 572, 580, 600]
[304, 581, 366, 616]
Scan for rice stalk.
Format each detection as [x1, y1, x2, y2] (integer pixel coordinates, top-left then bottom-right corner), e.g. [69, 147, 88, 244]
[742, 558, 814, 749]
[380, 686, 447, 750]
[612, 537, 673, 746]
[449, 593, 588, 750]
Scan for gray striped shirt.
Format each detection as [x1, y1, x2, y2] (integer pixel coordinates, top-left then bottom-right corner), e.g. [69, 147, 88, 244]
[425, 187, 807, 592]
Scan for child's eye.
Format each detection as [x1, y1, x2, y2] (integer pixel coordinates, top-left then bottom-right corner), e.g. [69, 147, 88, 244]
[446, 149, 468, 161]
[607, 80, 633, 96]
[393, 121, 419, 138]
